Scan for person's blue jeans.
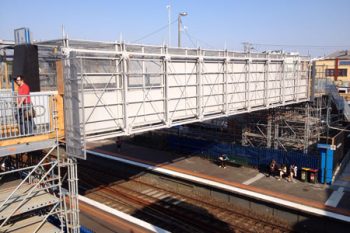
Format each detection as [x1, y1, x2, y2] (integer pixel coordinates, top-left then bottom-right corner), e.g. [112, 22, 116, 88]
[18, 104, 35, 135]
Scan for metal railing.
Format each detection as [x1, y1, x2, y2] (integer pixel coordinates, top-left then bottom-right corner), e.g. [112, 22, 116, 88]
[313, 78, 329, 94]
[0, 91, 56, 140]
[314, 78, 350, 121]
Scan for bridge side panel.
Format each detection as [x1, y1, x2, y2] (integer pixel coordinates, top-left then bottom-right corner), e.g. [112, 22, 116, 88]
[62, 44, 310, 142]
[64, 52, 86, 159]
[168, 61, 198, 121]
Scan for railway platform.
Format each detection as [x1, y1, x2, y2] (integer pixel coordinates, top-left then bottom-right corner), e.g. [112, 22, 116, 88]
[86, 139, 350, 223]
[78, 195, 169, 233]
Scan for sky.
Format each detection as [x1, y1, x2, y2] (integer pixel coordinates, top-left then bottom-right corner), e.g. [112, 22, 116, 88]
[1, 0, 349, 57]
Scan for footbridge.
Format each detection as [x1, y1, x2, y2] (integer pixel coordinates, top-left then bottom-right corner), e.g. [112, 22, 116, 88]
[41, 39, 310, 158]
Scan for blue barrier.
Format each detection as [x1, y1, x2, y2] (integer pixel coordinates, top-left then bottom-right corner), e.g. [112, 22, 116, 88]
[81, 226, 94, 233]
[318, 144, 334, 184]
[167, 135, 321, 172]
[48, 215, 95, 233]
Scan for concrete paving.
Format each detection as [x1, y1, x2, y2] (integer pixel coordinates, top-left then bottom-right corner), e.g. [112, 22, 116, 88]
[333, 158, 350, 192]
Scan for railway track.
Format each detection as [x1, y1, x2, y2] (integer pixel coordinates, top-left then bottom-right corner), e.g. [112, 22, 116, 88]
[78, 160, 292, 233]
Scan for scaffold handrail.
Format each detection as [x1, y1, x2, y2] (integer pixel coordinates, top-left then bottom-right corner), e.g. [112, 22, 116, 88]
[318, 78, 350, 121]
[0, 161, 54, 176]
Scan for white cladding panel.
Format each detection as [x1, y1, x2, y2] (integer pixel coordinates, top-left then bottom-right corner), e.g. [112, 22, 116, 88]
[64, 43, 309, 141]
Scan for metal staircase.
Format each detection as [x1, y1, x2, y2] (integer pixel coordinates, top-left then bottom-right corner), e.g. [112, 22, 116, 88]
[325, 80, 350, 121]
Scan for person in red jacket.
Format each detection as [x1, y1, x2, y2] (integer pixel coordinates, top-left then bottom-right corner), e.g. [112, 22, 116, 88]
[16, 75, 34, 135]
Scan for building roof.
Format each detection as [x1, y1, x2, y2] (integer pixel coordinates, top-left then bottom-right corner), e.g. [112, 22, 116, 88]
[326, 50, 350, 59]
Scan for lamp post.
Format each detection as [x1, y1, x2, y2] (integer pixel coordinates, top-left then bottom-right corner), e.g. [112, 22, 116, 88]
[178, 12, 187, 47]
[166, 5, 171, 46]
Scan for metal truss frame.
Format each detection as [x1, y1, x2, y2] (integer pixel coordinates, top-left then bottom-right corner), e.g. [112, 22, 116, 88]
[56, 39, 309, 159]
[241, 96, 328, 153]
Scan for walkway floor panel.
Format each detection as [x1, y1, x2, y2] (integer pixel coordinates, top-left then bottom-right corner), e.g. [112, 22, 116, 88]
[0, 215, 60, 233]
[0, 181, 59, 221]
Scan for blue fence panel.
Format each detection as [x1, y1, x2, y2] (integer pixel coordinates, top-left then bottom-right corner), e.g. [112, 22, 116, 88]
[80, 226, 94, 233]
[284, 151, 320, 170]
[167, 135, 321, 171]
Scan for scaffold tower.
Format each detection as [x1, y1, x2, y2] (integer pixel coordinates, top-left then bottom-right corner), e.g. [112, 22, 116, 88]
[0, 43, 80, 233]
